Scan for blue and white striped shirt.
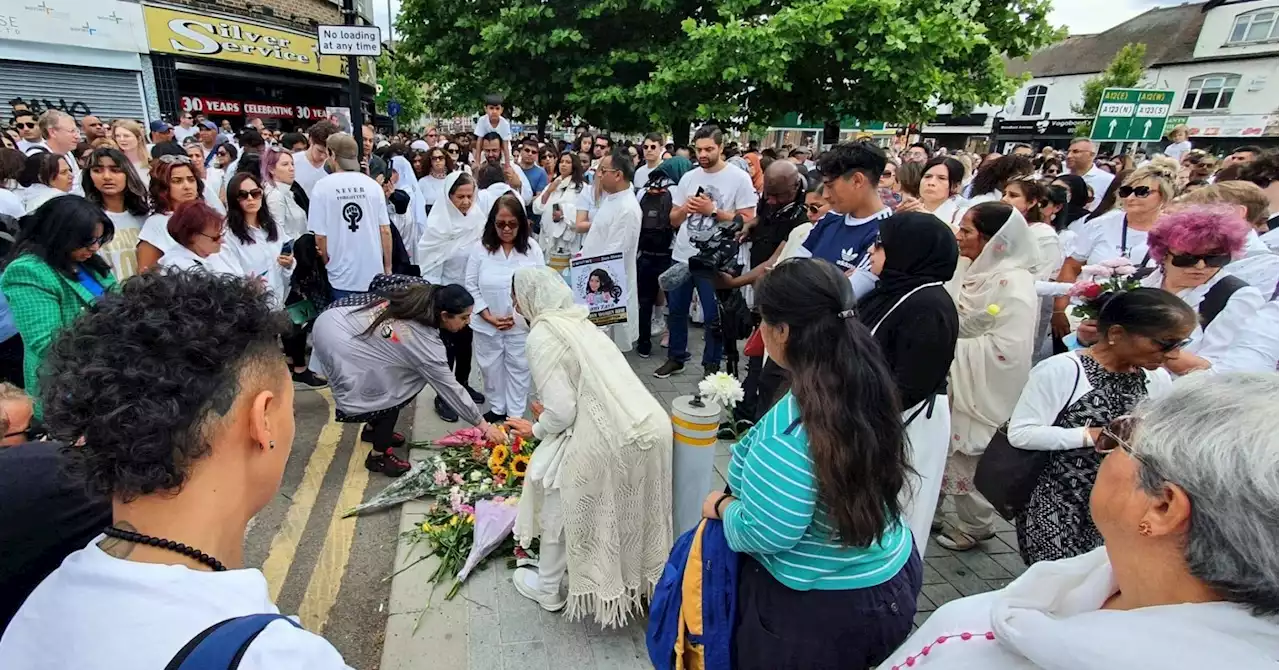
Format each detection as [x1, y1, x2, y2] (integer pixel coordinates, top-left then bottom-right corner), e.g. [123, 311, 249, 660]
[722, 392, 913, 591]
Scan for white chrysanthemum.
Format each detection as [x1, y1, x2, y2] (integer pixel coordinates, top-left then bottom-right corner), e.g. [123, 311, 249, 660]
[699, 372, 745, 408]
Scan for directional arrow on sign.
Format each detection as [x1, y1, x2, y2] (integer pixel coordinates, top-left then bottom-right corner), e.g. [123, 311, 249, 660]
[1109, 119, 1118, 138]
[1143, 119, 1152, 138]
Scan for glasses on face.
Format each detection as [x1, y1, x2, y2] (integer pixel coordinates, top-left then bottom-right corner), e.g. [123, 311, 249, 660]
[81, 233, 111, 248]
[644, 144, 660, 151]
[881, 169, 894, 178]
[1169, 252, 1230, 268]
[1147, 335, 1193, 353]
[595, 144, 608, 151]
[446, 149, 459, 155]
[157, 154, 192, 165]
[1117, 185, 1152, 198]
[494, 221, 520, 230]
[198, 229, 226, 243]
[804, 204, 823, 214]
[236, 188, 264, 201]
[15, 121, 35, 130]
[432, 155, 445, 161]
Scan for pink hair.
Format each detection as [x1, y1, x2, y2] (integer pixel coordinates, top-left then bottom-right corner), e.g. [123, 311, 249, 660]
[260, 149, 284, 186]
[1147, 204, 1250, 261]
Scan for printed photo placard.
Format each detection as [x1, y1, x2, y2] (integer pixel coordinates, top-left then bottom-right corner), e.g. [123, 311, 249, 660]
[570, 252, 628, 326]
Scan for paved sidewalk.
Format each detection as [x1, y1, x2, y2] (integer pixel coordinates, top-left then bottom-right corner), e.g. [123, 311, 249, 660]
[379, 328, 1027, 668]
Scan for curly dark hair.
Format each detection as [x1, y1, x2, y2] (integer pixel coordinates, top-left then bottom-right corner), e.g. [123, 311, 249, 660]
[969, 155, 1034, 198]
[43, 269, 290, 501]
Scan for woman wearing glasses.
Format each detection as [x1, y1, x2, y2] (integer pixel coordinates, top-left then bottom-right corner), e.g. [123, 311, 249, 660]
[465, 193, 544, 423]
[416, 147, 454, 218]
[443, 141, 468, 174]
[17, 151, 74, 213]
[884, 373, 1278, 669]
[0, 196, 117, 405]
[137, 154, 206, 272]
[156, 200, 243, 275]
[221, 173, 293, 306]
[1008, 288, 1193, 565]
[1136, 205, 1267, 376]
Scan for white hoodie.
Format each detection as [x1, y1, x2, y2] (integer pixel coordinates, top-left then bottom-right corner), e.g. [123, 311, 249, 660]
[879, 548, 1277, 670]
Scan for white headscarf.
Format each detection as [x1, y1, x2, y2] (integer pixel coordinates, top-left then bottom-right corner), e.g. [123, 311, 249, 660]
[947, 206, 1040, 455]
[417, 171, 484, 282]
[390, 154, 428, 252]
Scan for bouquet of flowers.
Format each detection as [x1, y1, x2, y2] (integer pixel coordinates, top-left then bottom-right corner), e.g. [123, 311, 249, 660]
[1067, 257, 1142, 319]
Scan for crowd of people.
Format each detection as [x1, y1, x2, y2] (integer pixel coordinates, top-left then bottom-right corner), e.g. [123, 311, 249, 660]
[0, 94, 1275, 669]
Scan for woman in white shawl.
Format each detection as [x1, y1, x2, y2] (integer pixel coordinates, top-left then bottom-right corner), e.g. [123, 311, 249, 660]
[936, 202, 1039, 551]
[880, 374, 1278, 670]
[390, 153, 428, 264]
[531, 152, 588, 255]
[417, 172, 488, 419]
[505, 266, 672, 628]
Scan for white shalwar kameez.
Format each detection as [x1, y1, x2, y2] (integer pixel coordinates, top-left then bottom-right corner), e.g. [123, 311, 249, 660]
[465, 239, 546, 417]
[580, 189, 642, 352]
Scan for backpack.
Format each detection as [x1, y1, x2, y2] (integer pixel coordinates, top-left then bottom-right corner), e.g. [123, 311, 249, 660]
[638, 175, 675, 255]
[1199, 274, 1248, 329]
[165, 614, 301, 669]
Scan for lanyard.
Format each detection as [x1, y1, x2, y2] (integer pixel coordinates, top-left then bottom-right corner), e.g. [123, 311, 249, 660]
[1119, 215, 1129, 256]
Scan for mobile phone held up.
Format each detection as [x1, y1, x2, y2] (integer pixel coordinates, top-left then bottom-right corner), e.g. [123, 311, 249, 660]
[281, 240, 294, 255]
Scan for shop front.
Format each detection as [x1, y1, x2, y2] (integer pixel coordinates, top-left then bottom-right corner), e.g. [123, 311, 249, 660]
[991, 117, 1088, 153]
[1164, 113, 1279, 156]
[142, 4, 374, 130]
[920, 113, 991, 153]
[0, 0, 151, 123]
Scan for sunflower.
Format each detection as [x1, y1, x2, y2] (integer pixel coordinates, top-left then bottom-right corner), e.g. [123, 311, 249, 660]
[509, 453, 531, 479]
[488, 444, 510, 472]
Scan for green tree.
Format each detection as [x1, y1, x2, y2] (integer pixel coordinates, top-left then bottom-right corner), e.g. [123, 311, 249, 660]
[1071, 42, 1147, 138]
[375, 53, 427, 126]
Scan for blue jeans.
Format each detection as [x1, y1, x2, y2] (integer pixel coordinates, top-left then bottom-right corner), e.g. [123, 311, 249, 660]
[667, 273, 722, 366]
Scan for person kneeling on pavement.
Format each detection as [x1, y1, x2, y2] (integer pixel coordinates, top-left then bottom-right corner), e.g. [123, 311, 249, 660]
[0, 269, 354, 668]
[308, 274, 505, 477]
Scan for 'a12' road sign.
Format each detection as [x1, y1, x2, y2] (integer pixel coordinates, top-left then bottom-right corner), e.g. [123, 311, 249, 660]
[1090, 88, 1177, 143]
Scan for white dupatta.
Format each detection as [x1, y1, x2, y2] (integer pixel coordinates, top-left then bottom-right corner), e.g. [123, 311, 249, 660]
[511, 266, 673, 628]
[417, 171, 484, 283]
[947, 208, 1040, 456]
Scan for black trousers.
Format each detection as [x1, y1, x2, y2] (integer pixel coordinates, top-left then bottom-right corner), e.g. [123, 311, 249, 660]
[441, 326, 473, 387]
[635, 252, 672, 356]
[0, 334, 22, 388]
[734, 550, 922, 670]
[366, 406, 402, 453]
[752, 359, 792, 422]
[282, 323, 310, 369]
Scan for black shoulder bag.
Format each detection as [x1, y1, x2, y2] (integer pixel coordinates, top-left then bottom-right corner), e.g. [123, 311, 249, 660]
[974, 356, 1082, 521]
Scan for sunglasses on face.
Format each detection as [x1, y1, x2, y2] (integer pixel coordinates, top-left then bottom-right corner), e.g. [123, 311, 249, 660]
[81, 233, 111, 248]
[236, 188, 263, 201]
[15, 122, 35, 129]
[1117, 185, 1151, 198]
[1149, 336, 1193, 353]
[495, 221, 520, 230]
[881, 170, 894, 178]
[1169, 252, 1230, 268]
[804, 204, 823, 214]
[447, 149, 459, 154]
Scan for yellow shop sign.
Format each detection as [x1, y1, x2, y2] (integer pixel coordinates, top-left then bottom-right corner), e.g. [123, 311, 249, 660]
[143, 5, 353, 79]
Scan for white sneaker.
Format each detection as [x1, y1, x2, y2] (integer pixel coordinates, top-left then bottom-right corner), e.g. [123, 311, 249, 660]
[512, 567, 566, 612]
[650, 314, 666, 337]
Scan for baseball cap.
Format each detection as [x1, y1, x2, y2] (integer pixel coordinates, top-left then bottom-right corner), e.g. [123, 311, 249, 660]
[198, 120, 217, 131]
[326, 132, 360, 171]
[150, 120, 172, 133]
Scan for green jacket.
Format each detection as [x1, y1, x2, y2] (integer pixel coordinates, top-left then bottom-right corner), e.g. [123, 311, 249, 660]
[0, 254, 117, 409]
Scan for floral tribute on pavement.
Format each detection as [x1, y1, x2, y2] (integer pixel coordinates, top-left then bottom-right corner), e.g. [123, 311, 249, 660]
[344, 426, 539, 620]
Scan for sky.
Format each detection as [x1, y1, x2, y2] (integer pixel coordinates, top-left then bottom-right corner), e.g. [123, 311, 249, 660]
[372, 0, 1187, 43]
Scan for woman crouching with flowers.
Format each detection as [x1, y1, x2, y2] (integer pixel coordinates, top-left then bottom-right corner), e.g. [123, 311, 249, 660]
[503, 266, 672, 626]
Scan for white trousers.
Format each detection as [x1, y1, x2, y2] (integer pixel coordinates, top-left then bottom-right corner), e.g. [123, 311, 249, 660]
[473, 329, 530, 416]
[901, 395, 950, 551]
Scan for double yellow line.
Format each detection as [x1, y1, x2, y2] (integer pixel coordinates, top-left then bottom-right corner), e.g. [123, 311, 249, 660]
[261, 388, 372, 633]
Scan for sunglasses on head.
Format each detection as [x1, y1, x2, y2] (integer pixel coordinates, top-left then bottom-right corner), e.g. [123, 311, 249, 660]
[157, 154, 192, 165]
[1117, 185, 1151, 198]
[1169, 252, 1230, 268]
[236, 188, 263, 201]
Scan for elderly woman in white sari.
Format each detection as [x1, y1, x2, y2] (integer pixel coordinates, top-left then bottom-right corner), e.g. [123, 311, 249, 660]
[389, 152, 427, 263]
[505, 266, 673, 627]
[880, 373, 1278, 670]
[936, 202, 1039, 551]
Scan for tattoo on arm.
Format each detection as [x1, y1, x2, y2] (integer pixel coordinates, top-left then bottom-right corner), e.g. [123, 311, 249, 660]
[98, 520, 138, 559]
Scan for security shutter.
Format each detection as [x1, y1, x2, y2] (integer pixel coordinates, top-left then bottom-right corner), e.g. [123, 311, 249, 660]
[0, 61, 146, 122]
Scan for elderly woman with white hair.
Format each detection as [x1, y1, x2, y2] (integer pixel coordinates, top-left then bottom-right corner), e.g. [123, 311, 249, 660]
[880, 372, 1279, 669]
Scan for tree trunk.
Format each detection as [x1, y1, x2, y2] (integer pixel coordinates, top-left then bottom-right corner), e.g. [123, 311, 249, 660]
[537, 114, 549, 141]
[670, 119, 690, 149]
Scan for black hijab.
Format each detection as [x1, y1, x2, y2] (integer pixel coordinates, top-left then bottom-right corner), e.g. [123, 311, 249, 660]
[857, 212, 959, 329]
[1054, 174, 1090, 224]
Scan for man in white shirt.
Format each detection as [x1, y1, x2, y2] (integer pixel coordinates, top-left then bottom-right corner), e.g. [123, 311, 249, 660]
[653, 125, 757, 379]
[583, 150, 643, 351]
[37, 110, 81, 188]
[633, 132, 664, 194]
[171, 112, 198, 144]
[12, 110, 43, 154]
[1066, 138, 1113, 210]
[478, 132, 531, 204]
[307, 133, 392, 301]
[196, 121, 219, 168]
[293, 121, 338, 196]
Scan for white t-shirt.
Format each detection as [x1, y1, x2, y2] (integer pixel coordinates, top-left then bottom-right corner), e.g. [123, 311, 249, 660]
[0, 537, 352, 669]
[1163, 140, 1192, 162]
[307, 170, 390, 292]
[473, 115, 512, 142]
[172, 125, 199, 144]
[1071, 210, 1149, 265]
[292, 150, 329, 197]
[670, 163, 757, 263]
[633, 163, 658, 195]
[139, 213, 178, 254]
[0, 188, 24, 218]
[102, 210, 145, 281]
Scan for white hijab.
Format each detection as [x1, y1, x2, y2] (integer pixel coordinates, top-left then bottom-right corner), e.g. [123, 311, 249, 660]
[947, 207, 1040, 455]
[417, 171, 484, 282]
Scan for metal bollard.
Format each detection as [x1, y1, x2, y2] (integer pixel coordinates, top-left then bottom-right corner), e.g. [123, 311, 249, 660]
[670, 394, 722, 538]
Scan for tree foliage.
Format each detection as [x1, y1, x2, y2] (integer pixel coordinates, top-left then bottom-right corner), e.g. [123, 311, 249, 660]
[375, 53, 428, 124]
[1071, 42, 1147, 137]
[395, 0, 1063, 135]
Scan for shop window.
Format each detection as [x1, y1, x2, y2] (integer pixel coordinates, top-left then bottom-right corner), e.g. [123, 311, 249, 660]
[1181, 74, 1240, 111]
[1228, 9, 1278, 44]
[1021, 86, 1047, 117]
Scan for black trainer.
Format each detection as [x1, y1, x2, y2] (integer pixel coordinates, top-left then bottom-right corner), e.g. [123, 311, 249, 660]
[703, 363, 721, 378]
[361, 425, 406, 449]
[292, 369, 328, 388]
[434, 396, 459, 423]
[463, 385, 485, 405]
[365, 450, 412, 477]
[653, 359, 684, 379]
